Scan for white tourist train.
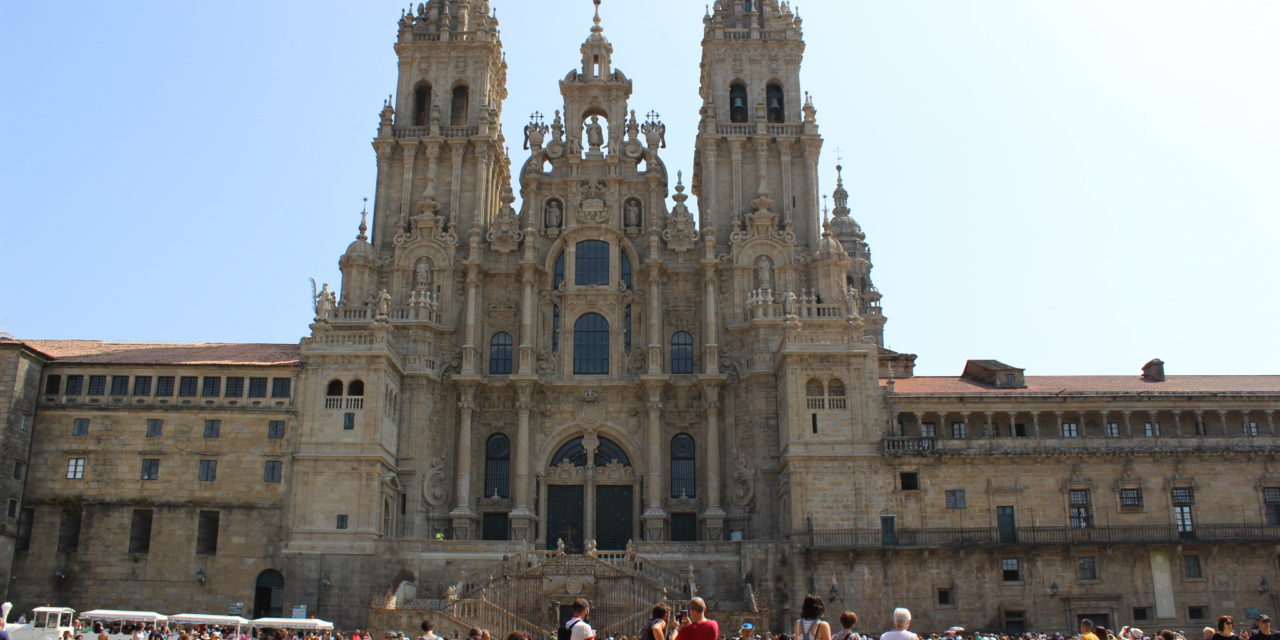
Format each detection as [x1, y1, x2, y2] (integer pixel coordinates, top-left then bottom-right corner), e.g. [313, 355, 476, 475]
[2, 604, 77, 640]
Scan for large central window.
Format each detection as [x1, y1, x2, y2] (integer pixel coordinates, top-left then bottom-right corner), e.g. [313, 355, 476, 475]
[573, 313, 610, 375]
[575, 240, 610, 285]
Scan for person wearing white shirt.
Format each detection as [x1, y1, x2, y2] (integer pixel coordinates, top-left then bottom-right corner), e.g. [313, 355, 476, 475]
[878, 609, 917, 640]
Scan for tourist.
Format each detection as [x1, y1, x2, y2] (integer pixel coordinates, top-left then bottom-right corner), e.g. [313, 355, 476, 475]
[738, 624, 756, 640]
[794, 596, 831, 640]
[560, 599, 595, 640]
[833, 613, 860, 640]
[419, 623, 440, 640]
[1250, 615, 1275, 640]
[1204, 630, 1217, 640]
[1080, 621, 1099, 640]
[1212, 617, 1240, 640]
[679, 598, 719, 640]
[878, 608, 916, 640]
[0, 609, 10, 640]
[643, 605, 671, 640]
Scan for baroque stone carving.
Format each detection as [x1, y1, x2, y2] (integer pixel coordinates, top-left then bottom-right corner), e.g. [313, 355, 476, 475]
[663, 173, 699, 252]
[486, 186, 523, 253]
[422, 454, 450, 507]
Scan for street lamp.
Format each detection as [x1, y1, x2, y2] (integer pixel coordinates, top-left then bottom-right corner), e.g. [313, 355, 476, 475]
[1261, 578, 1270, 595]
[829, 583, 838, 603]
[196, 569, 207, 585]
[1049, 583, 1059, 598]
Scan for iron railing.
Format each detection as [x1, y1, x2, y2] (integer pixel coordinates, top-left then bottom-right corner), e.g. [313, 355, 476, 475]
[792, 523, 1280, 549]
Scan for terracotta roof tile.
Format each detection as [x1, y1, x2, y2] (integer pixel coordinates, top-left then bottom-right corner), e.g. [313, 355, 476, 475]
[5, 339, 300, 366]
[886, 375, 1280, 395]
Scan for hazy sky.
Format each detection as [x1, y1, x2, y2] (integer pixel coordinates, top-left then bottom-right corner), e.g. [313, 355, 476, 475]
[2, 1, 1277, 376]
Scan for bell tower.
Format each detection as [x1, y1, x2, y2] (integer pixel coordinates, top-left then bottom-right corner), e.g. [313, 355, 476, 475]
[368, 0, 510, 254]
[692, 0, 823, 248]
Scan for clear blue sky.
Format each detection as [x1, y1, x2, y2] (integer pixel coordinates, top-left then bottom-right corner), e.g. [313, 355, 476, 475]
[2, 1, 1277, 376]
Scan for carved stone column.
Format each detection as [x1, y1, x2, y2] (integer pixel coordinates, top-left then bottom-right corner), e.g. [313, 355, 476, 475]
[702, 380, 726, 540]
[1123, 410, 1132, 438]
[517, 259, 536, 374]
[372, 140, 396, 247]
[1265, 410, 1276, 436]
[702, 236, 720, 374]
[510, 382, 537, 541]
[399, 140, 420, 231]
[450, 384, 479, 538]
[642, 381, 667, 540]
[461, 258, 481, 374]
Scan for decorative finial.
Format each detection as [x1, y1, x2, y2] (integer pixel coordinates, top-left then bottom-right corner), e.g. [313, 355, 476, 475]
[676, 170, 685, 191]
[593, 0, 602, 27]
[823, 195, 830, 223]
[357, 198, 369, 241]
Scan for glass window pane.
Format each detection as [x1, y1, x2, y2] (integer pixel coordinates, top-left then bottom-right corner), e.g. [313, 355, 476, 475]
[575, 240, 610, 285]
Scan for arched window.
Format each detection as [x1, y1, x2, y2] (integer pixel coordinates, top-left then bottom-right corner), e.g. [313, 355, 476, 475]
[671, 434, 696, 498]
[551, 436, 631, 467]
[554, 251, 565, 289]
[766, 83, 785, 123]
[484, 433, 510, 498]
[413, 82, 432, 127]
[573, 313, 610, 375]
[450, 85, 469, 126]
[806, 378, 825, 410]
[253, 570, 285, 619]
[575, 240, 610, 285]
[621, 252, 633, 290]
[671, 331, 694, 374]
[489, 332, 513, 375]
[326, 380, 344, 396]
[348, 380, 365, 396]
[827, 379, 847, 409]
[729, 83, 749, 123]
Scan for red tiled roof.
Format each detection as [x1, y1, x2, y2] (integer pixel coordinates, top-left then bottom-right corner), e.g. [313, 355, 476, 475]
[1, 339, 300, 366]
[886, 375, 1280, 395]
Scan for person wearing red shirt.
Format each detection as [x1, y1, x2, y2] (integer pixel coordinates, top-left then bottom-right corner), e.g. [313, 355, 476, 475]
[679, 598, 720, 640]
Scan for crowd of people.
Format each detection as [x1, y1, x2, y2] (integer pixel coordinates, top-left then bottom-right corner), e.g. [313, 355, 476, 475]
[409, 596, 1275, 640]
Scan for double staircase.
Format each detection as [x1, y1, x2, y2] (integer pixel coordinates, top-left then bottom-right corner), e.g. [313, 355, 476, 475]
[440, 548, 690, 637]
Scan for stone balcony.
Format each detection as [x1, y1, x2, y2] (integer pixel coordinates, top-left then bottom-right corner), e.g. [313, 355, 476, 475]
[792, 523, 1280, 550]
[881, 434, 1279, 456]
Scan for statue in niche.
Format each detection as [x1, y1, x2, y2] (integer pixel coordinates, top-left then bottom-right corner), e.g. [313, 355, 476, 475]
[624, 199, 642, 228]
[414, 259, 433, 290]
[545, 199, 564, 229]
[585, 116, 605, 150]
[755, 256, 774, 292]
[376, 289, 393, 318]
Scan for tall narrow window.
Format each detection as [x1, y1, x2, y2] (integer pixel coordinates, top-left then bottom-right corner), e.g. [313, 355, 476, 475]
[198, 460, 217, 482]
[489, 333, 513, 375]
[202, 377, 221, 397]
[413, 82, 432, 127]
[1001, 558, 1021, 582]
[203, 419, 221, 438]
[264, 460, 283, 483]
[45, 374, 62, 395]
[554, 252, 565, 289]
[64, 375, 84, 395]
[450, 85, 469, 126]
[1069, 489, 1092, 528]
[196, 510, 220, 555]
[248, 377, 267, 398]
[110, 375, 129, 396]
[671, 331, 694, 374]
[1077, 556, 1098, 581]
[766, 83, 785, 123]
[573, 313, 610, 375]
[140, 458, 160, 480]
[671, 434, 696, 498]
[729, 82, 749, 123]
[16, 507, 34, 552]
[1061, 422, 1079, 438]
[66, 458, 85, 479]
[484, 434, 511, 499]
[621, 252, 633, 289]
[268, 420, 286, 440]
[88, 375, 106, 395]
[57, 507, 82, 553]
[1172, 487, 1194, 534]
[224, 377, 244, 397]
[1264, 487, 1280, 526]
[146, 418, 164, 437]
[624, 305, 633, 355]
[575, 240, 610, 285]
[271, 378, 291, 398]
[155, 376, 174, 396]
[72, 418, 90, 437]
[552, 305, 561, 352]
[132, 376, 152, 396]
[129, 509, 153, 554]
[952, 421, 967, 439]
[179, 376, 198, 397]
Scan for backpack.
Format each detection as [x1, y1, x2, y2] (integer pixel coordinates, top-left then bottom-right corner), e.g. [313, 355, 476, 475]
[559, 620, 582, 640]
[640, 619, 662, 640]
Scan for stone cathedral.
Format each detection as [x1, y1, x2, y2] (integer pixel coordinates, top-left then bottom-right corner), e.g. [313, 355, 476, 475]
[2, 1, 1278, 636]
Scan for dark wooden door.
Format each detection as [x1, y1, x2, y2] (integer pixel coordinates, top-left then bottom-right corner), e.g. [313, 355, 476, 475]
[595, 485, 634, 550]
[547, 485, 585, 552]
[997, 506, 1017, 543]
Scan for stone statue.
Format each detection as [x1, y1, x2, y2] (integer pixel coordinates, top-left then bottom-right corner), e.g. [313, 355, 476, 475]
[376, 289, 393, 318]
[315, 283, 335, 319]
[626, 110, 640, 142]
[585, 116, 605, 150]
[556, 538, 566, 554]
[545, 199, 563, 228]
[551, 110, 565, 143]
[584, 539, 598, 555]
[624, 199, 641, 228]
[414, 259, 433, 289]
[755, 256, 774, 291]
[782, 290, 797, 316]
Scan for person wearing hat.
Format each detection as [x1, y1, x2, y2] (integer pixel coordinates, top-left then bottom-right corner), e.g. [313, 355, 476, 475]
[1250, 616, 1276, 640]
[737, 623, 756, 640]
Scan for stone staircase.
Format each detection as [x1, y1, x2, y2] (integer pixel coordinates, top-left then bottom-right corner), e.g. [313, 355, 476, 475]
[437, 547, 690, 636]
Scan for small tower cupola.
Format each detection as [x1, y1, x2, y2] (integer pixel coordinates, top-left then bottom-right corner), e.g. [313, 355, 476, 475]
[581, 0, 613, 79]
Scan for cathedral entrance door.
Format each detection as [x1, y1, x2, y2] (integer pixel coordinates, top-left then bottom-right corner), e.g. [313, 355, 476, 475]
[595, 485, 633, 550]
[547, 485, 585, 552]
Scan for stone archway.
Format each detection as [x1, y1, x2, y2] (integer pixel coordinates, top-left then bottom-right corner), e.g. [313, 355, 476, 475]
[253, 569, 285, 619]
[542, 433, 637, 552]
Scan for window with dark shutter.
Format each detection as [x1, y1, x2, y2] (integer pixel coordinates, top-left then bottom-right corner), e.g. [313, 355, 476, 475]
[57, 507, 82, 553]
[196, 511, 220, 555]
[129, 509, 153, 554]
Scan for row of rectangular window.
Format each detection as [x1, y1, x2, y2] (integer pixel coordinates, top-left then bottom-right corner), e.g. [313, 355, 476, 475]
[922, 420, 1264, 439]
[40, 507, 220, 555]
[70, 418, 285, 439]
[46, 375, 291, 399]
[931, 482, 1211, 524]
[66, 457, 283, 483]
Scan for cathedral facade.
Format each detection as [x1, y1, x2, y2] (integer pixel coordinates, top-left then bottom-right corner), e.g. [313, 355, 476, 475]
[2, 2, 1278, 636]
